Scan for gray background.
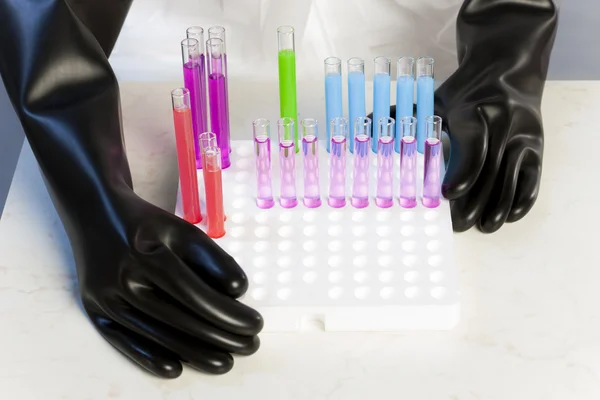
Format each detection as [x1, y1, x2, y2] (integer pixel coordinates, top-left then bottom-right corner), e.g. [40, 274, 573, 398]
[0, 0, 596, 216]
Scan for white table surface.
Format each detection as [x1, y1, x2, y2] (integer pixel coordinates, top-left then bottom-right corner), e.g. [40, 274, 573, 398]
[0, 80, 598, 399]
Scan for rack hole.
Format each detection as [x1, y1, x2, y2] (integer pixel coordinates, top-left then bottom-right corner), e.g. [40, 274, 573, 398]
[380, 287, 394, 299]
[431, 287, 447, 300]
[404, 271, 419, 283]
[405, 286, 419, 298]
[379, 270, 393, 283]
[303, 271, 317, 283]
[277, 288, 291, 300]
[328, 271, 343, 283]
[329, 287, 343, 299]
[354, 287, 370, 299]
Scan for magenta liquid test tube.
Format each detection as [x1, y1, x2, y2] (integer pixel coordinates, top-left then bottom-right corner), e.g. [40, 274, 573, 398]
[278, 117, 298, 208]
[328, 117, 349, 208]
[423, 115, 442, 208]
[351, 117, 371, 208]
[181, 37, 207, 169]
[301, 118, 322, 208]
[207, 37, 231, 168]
[253, 118, 275, 209]
[399, 116, 418, 208]
[207, 26, 231, 155]
[376, 117, 395, 208]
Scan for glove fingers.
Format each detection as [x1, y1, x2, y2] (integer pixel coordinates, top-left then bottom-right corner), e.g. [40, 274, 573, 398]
[125, 280, 260, 355]
[91, 312, 182, 379]
[163, 222, 249, 299]
[147, 247, 264, 336]
[507, 149, 542, 223]
[105, 299, 235, 375]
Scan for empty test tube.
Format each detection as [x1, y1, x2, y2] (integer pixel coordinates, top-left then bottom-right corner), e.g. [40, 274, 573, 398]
[171, 88, 202, 224]
[207, 38, 231, 168]
[376, 117, 395, 208]
[372, 56, 391, 153]
[325, 57, 343, 152]
[328, 117, 349, 208]
[351, 117, 371, 208]
[301, 119, 322, 208]
[348, 58, 366, 152]
[395, 57, 414, 153]
[278, 117, 298, 208]
[417, 57, 434, 154]
[199, 132, 225, 238]
[253, 118, 275, 209]
[423, 115, 442, 208]
[399, 116, 417, 208]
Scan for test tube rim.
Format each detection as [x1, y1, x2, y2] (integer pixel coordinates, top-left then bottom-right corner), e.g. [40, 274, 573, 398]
[348, 57, 365, 66]
[330, 117, 349, 140]
[354, 116, 372, 137]
[180, 38, 200, 64]
[208, 26, 226, 36]
[186, 26, 205, 53]
[277, 25, 295, 35]
[378, 117, 395, 140]
[417, 56, 435, 77]
[324, 56, 342, 66]
[199, 131, 218, 153]
[425, 115, 443, 140]
[277, 117, 295, 144]
[301, 118, 319, 140]
[171, 87, 190, 109]
[253, 118, 271, 141]
[397, 56, 415, 77]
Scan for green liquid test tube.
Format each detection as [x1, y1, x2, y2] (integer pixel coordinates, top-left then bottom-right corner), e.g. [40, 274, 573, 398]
[277, 26, 298, 152]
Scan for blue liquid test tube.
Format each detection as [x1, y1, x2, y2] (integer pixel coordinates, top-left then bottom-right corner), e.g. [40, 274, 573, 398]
[395, 57, 415, 153]
[348, 57, 366, 152]
[416, 57, 434, 154]
[325, 57, 343, 153]
[372, 56, 391, 153]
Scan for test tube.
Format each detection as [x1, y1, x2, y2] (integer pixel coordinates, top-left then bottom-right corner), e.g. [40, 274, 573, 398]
[376, 117, 395, 208]
[328, 117, 349, 208]
[348, 58, 366, 153]
[199, 132, 226, 238]
[423, 115, 442, 208]
[301, 119, 322, 208]
[207, 38, 231, 168]
[372, 57, 391, 153]
[207, 26, 231, 155]
[171, 88, 202, 224]
[181, 37, 207, 169]
[395, 57, 414, 153]
[351, 117, 371, 208]
[278, 117, 298, 208]
[399, 116, 417, 208]
[325, 57, 343, 153]
[253, 118, 275, 209]
[417, 57, 434, 154]
[277, 26, 298, 151]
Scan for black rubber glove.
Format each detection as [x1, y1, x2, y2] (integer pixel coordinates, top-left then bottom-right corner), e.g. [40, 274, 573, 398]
[0, 0, 263, 379]
[435, 0, 559, 232]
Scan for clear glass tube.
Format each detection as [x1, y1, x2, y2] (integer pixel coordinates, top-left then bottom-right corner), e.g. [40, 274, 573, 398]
[253, 118, 275, 209]
[324, 57, 343, 153]
[328, 117, 349, 208]
[207, 38, 231, 168]
[181, 37, 208, 169]
[399, 116, 417, 208]
[199, 132, 225, 238]
[347, 57, 366, 152]
[423, 115, 442, 208]
[278, 117, 298, 208]
[376, 117, 395, 208]
[171, 88, 202, 224]
[277, 26, 298, 151]
[395, 56, 414, 154]
[416, 57, 435, 154]
[301, 119, 321, 208]
[207, 26, 226, 51]
[351, 117, 371, 208]
[372, 56, 391, 153]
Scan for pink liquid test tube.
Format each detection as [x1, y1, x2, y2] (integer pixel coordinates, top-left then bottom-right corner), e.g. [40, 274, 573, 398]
[278, 117, 298, 208]
[328, 117, 349, 208]
[399, 116, 418, 208]
[199, 132, 226, 239]
[351, 117, 371, 208]
[301, 119, 322, 208]
[376, 117, 395, 208]
[207, 37, 231, 168]
[423, 115, 442, 208]
[253, 118, 275, 209]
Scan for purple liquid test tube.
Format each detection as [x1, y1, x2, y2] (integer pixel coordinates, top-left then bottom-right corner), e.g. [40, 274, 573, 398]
[376, 117, 395, 208]
[399, 116, 418, 208]
[207, 37, 231, 168]
[328, 117, 349, 208]
[423, 115, 442, 208]
[278, 118, 298, 208]
[253, 118, 275, 209]
[181, 37, 207, 169]
[301, 119, 322, 208]
[351, 117, 371, 208]
[208, 26, 231, 155]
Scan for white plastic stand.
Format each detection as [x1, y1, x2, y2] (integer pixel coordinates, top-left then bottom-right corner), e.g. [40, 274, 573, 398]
[175, 140, 460, 332]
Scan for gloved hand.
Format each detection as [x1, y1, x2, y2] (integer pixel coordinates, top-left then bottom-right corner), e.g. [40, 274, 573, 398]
[0, 0, 262, 379]
[435, 0, 559, 232]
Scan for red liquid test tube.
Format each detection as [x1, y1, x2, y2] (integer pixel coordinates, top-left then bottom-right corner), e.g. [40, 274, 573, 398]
[171, 88, 202, 224]
[200, 132, 226, 239]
